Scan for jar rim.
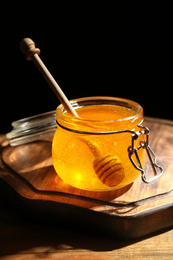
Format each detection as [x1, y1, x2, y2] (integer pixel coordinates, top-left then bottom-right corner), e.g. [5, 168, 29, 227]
[56, 96, 143, 133]
[57, 96, 143, 123]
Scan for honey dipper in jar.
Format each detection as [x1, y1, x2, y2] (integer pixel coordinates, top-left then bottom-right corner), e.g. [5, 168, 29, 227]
[20, 38, 148, 192]
[20, 38, 125, 188]
[81, 139, 125, 187]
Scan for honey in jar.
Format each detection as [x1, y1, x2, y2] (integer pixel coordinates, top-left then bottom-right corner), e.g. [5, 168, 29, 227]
[52, 96, 146, 191]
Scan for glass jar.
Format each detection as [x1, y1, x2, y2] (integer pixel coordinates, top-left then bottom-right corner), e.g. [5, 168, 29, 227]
[52, 96, 146, 191]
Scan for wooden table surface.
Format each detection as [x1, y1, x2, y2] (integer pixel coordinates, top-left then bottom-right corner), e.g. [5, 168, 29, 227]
[0, 117, 173, 260]
[0, 201, 172, 260]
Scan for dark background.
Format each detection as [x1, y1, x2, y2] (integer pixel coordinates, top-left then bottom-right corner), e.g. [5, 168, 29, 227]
[1, 2, 172, 133]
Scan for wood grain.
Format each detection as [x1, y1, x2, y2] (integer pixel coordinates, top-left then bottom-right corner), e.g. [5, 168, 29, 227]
[0, 229, 172, 259]
[0, 117, 173, 239]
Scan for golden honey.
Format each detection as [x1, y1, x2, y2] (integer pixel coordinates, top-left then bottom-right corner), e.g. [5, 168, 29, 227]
[52, 97, 146, 191]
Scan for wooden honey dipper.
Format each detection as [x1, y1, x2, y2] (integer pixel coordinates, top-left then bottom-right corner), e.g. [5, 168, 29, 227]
[81, 139, 125, 187]
[20, 38, 125, 187]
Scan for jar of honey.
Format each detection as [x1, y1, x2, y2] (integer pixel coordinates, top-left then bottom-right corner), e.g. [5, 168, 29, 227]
[52, 96, 150, 191]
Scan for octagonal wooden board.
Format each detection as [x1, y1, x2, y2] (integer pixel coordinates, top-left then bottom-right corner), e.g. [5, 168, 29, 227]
[0, 117, 173, 239]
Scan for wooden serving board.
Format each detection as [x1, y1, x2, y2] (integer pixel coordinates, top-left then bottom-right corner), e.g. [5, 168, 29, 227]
[0, 117, 173, 239]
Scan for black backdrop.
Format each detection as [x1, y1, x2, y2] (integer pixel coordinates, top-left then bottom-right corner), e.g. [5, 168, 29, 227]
[1, 2, 172, 133]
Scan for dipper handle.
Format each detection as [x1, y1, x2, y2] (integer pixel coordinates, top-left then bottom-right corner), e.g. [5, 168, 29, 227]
[19, 38, 78, 118]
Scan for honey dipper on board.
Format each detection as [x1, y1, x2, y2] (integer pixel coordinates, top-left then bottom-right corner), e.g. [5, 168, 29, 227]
[81, 139, 125, 187]
[20, 38, 125, 187]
